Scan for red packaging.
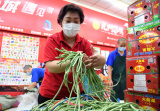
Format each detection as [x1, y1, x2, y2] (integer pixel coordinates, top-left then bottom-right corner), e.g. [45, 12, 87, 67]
[128, 0, 153, 27]
[127, 74, 160, 94]
[152, 0, 160, 20]
[126, 56, 160, 74]
[126, 36, 160, 57]
[127, 18, 160, 41]
[137, 36, 160, 55]
[128, 13, 153, 28]
[128, 0, 152, 20]
[135, 25, 160, 39]
[135, 25, 160, 57]
[124, 90, 160, 111]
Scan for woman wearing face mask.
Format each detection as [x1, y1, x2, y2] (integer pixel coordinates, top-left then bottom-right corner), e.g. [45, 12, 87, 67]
[38, 3, 106, 104]
[106, 38, 126, 102]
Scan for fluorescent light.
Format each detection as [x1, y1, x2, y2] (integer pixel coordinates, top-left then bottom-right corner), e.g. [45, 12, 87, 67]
[108, 0, 129, 9]
[116, 1, 129, 8]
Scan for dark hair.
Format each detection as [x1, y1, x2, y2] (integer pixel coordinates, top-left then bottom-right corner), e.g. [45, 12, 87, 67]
[117, 38, 126, 44]
[24, 65, 32, 70]
[57, 3, 84, 24]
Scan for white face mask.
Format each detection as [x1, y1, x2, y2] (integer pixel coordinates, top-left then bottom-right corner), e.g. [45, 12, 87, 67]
[118, 47, 126, 52]
[27, 71, 32, 76]
[63, 23, 80, 37]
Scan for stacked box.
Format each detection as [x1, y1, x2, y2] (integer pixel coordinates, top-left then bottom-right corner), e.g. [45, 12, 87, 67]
[126, 56, 160, 94]
[126, 36, 160, 57]
[127, 74, 160, 94]
[126, 56, 159, 75]
[126, 0, 160, 110]
[124, 90, 160, 110]
[128, 0, 153, 27]
[126, 22, 160, 94]
[128, 0, 160, 28]
[127, 20, 160, 57]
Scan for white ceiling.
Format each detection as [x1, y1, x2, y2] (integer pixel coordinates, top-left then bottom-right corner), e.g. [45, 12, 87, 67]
[64, 0, 138, 21]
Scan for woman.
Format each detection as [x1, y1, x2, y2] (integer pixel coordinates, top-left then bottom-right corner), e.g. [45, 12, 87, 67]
[38, 3, 106, 104]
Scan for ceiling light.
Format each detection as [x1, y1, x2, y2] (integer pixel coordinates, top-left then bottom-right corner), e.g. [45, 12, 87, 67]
[106, 0, 129, 9]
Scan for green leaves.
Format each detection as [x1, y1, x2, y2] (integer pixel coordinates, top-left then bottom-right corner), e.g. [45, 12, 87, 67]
[150, 68, 155, 73]
[127, 69, 130, 74]
[147, 6, 151, 11]
[152, 0, 156, 2]
[127, 42, 133, 51]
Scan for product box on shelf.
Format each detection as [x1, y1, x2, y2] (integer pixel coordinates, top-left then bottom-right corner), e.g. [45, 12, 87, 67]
[128, 13, 153, 28]
[124, 90, 160, 111]
[135, 25, 160, 40]
[126, 55, 160, 74]
[127, 19, 160, 57]
[127, 19, 160, 41]
[128, 0, 152, 20]
[126, 36, 160, 57]
[128, 0, 153, 27]
[126, 74, 160, 94]
[136, 36, 160, 54]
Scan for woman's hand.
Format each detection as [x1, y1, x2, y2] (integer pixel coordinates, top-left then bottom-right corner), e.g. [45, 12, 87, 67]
[85, 54, 106, 69]
[82, 46, 106, 69]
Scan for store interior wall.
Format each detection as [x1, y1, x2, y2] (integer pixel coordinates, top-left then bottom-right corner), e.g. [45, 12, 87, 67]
[0, 0, 126, 96]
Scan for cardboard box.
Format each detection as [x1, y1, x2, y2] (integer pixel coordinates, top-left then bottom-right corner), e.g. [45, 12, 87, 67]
[128, 0, 160, 27]
[135, 25, 160, 40]
[137, 36, 160, 55]
[128, 0, 153, 27]
[126, 56, 160, 74]
[124, 90, 160, 111]
[126, 36, 160, 57]
[127, 19, 160, 57]
[127, 74, 160, 94]
[128, 0, 152, 20]
[127, 19, 160, 41]
[128, 13, 153, 28]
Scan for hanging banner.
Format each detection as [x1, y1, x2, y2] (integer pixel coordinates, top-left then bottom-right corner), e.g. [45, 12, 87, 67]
[0, 0, 127, 47]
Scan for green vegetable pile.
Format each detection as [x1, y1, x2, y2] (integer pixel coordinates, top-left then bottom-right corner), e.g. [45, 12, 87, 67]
[32, 48, 151, 111]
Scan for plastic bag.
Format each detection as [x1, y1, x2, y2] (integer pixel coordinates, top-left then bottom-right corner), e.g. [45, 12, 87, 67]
[0, 95, 17, 110]
[16, 92, 38, 111]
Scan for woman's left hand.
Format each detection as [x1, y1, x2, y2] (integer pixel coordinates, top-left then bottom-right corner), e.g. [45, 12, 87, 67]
[84, 54, 106, 69]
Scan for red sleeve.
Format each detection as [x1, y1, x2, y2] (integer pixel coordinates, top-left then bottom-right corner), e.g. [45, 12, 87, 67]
[44, 36, 60, 63]
[83, 39, 93, 57]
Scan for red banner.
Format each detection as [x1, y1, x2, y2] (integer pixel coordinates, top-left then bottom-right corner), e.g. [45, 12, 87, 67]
[0, 0, 127, 47]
